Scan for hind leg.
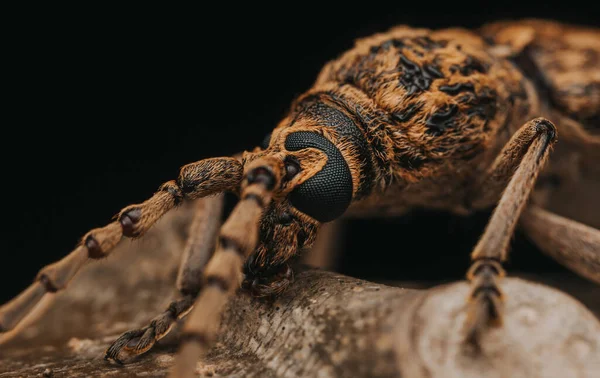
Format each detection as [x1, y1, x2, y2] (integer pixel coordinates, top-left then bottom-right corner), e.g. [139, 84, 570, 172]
[520, 205, 600, 284]
[105, 195, 224, 363]
[464, 118, 557, 346]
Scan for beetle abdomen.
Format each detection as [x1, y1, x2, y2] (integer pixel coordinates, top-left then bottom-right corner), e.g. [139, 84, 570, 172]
[482, 19, 600, 134]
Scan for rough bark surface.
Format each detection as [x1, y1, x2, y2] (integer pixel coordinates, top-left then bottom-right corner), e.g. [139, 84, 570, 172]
[1, 206, 599, 377]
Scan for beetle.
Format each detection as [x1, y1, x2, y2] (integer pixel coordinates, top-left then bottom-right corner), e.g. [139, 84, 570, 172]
[1, 18, 599, 378]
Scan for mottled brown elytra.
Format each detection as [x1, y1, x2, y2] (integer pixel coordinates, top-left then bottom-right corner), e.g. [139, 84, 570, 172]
[2, 19, 599, 378]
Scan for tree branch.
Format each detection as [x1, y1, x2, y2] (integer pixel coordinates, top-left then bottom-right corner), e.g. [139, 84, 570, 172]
[1, 207, 599, 377]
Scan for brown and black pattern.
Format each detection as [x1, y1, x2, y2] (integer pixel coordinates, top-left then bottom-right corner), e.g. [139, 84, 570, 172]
[2, 20, 599, 378]
[293, 25, 535, 194]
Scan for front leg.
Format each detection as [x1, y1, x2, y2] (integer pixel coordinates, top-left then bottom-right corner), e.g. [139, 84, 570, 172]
[105, 194, 224, 363]
[464, 118, 557, 347]
[0, 157, 242, 335]
[168, 157, 285, 378]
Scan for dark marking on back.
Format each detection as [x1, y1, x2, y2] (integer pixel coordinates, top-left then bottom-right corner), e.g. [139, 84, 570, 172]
[423, 64, 444, 79]
[413, 36, 448, 50]
[465, 88, 498, 122]
[392, 103, 423, 123]
[439, 82, 475, 95]
[460, 56, 488, 75]
[426, 104, 459, 135]
[399, 55, 419, 71]
[398, 55, 444, 95]
[369, 39, 405, 55]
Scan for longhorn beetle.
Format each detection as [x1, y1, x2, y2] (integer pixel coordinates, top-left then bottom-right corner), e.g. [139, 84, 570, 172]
[1, 19, 599, 378]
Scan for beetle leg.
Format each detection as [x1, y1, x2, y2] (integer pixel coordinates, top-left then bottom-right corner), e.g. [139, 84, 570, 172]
[168, 157, 284, 378]
[0, 157, 242, 335]
[464, 118, 557, 348]
[521, 205, 600, 284]
[105, 195, 224, 363]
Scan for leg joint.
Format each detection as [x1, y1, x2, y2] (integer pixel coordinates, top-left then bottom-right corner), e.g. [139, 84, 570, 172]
[159, 181, 183, 204]
[467, 258, 505, 280]
[243, 193, 265, 207]
[119, 208, 142, 237]
[471, 283, 503, 298]
[205, 275, 230, 292]
[246, 166, 276, 189]
[218, 236, 244, 257]
[38, 274, 59, 293]
[533, 117, 557, 143]
[85, 235, 104, 259]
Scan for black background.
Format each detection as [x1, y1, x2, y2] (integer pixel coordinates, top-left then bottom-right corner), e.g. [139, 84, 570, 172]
[2, 4, 598, 303]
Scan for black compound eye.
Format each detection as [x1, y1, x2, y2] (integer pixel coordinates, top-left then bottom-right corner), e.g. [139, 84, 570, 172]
[260, 132, 272, 149]
[284, 131, 352, 222]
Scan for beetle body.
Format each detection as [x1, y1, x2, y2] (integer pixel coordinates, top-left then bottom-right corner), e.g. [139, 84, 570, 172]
[262, 19, 598, 218]
[284, 25, 534, 216]
[245, 19, 599, 287]
[2, 20, 599, 376]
